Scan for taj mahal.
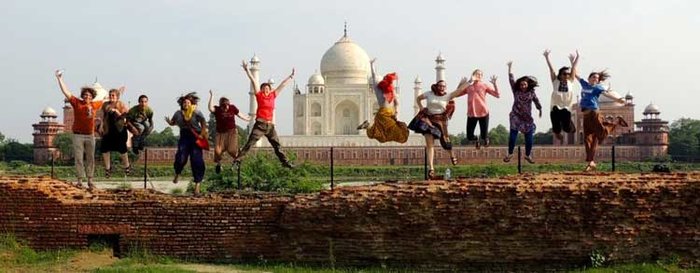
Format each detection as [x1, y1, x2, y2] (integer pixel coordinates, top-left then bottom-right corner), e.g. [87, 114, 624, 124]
[252, 29, 429, 147]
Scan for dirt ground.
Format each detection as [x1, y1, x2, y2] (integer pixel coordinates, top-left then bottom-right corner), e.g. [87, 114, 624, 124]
[0, 249, 262, 273]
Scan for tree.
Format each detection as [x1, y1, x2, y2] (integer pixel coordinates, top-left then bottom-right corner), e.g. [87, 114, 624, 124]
[54, 132, 74, 161]
[146, 127, 178, 147]
[3, 140, 33, 162]
[488, 124, 509, 145]
[668, 118, 700, 161]
[533, 129, 554, 145]
[449, 132, 467, 146]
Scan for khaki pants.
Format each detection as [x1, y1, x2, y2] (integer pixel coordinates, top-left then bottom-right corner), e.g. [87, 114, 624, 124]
[583, 110, 616, 162]
[214, 128, 238, 163]
[237, 121, 289, 165]
[72, 133, 96, 180]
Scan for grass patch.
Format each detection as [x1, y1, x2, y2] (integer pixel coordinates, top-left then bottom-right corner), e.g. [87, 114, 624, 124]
[570, 263, 700, 273]
[0, 233, 77, 268]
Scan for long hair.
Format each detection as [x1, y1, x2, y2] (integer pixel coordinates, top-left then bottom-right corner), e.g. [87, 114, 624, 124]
[514, 76, 538, 92]
[589, 70, 610, 82]
[431, 80, 446, 96]
[177, 92, 200, 108]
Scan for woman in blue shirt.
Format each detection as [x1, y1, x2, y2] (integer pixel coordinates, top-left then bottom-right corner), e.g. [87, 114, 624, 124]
[576, 68, 628, 171]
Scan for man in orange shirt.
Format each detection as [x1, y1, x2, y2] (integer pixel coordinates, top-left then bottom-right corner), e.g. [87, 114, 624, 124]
[55, 70, 104, 189]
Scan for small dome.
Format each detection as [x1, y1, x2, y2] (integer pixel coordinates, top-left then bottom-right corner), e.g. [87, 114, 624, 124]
[644, 103, 660, 115]
[414, 76, 422, 84]
[250, 55, 260, 63]
[625, 91, 634, 100]
[267, 78, 275, 85]
[308, 71, 325, 85]
[41, 107, 57, 117]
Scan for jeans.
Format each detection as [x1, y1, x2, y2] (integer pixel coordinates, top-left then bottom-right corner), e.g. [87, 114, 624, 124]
[507, 129, 534, 156]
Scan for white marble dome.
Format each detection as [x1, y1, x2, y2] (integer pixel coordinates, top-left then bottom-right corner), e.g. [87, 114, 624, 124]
[644, 103, 660, 115]
[320, 35, 370, 85]
[91, 82, 107, 101]
[41, 107, 57, 117]
[308, 71, 325, 85]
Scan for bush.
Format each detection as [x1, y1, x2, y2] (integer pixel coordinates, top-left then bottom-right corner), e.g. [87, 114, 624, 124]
[201, 152, 322, 194]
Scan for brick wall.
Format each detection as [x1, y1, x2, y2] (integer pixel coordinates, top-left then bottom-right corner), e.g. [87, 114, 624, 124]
[136, 145, 652, 166]
[1, 173, 699, 270]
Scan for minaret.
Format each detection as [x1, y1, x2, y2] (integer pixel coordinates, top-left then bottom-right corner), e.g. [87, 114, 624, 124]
[413, 76, 422, 116]
[247, 54, 260, 131]
[435, 52, 446, 82]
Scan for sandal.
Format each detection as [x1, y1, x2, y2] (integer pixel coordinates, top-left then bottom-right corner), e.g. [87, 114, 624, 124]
[428, 169, 435, 180]
[503, 154, 513, 163]
[450, 157, 458, 166]
[105, 168, 111, 178]
[584, 162, 597, 172]
[124, 165, 132, 175]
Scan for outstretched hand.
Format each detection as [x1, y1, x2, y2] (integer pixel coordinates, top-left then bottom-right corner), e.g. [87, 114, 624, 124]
[164, 116, 173, 125]
[55, 69, 64, 78]
[538, 109, 542, 118]
[489, 75, 498, 85]
[209, 89, 213, 96]
[543, 49, 551, 58]
[241, 60, 249, 70]
[289, 68, 295, 78]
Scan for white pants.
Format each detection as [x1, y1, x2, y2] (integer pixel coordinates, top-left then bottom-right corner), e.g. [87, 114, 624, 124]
[72, 133, 96, 180]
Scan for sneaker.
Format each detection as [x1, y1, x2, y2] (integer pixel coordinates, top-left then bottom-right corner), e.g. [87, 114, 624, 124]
[87, 178, 95, 191]
[215, 164, 222, 174]
[524, 155, 535, 164]
[105, 168, 111, 179]
[356, 120, 370, 130]
[484, 138, 490, 148]
[124, 165, 131, 175]
[475, 139, 481, 150]
[503, 154, 513, 163]
[282, 161, 295, 169]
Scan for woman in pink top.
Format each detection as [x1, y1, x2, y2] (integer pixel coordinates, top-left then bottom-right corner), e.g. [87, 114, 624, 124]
[453, 69, 500, 148]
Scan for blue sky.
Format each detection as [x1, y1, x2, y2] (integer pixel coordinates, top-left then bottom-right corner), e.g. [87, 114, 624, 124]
[1, 0, 698, 142]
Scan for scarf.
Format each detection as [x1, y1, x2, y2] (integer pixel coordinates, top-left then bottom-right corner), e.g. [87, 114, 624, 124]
[183, 104, 196, 121]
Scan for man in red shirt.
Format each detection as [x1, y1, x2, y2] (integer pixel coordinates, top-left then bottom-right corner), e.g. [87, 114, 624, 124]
[234, 60, 295, 168]
[208, 90, 250, 173]
[55, 70, 104, 189]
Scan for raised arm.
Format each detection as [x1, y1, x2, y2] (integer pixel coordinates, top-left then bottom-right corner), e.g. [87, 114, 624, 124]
[55, 70, 72, 100]
[543, 49, 556, 82]
[207, 90, 215, 113]
[488, 76, 500, 98]
[569, 50, 579, 82]
[507, 61, 516, 91]
[370, 58, 379, 86]
[273, 68, 295, 95]
[241, 60, 260, 93]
